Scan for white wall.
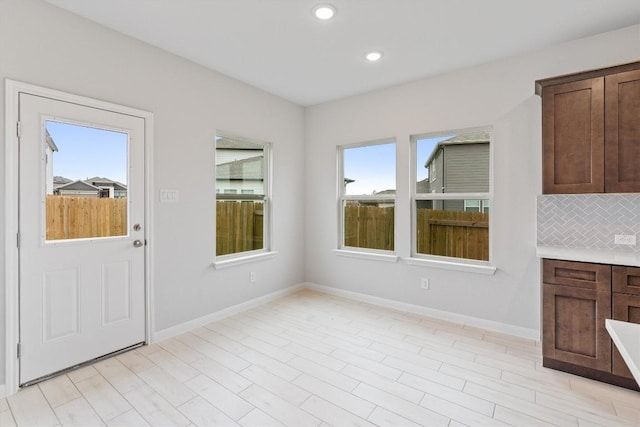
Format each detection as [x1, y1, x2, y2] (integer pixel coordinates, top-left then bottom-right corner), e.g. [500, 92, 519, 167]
[0, 0, 305, 387]
[304, 25, 640, 334]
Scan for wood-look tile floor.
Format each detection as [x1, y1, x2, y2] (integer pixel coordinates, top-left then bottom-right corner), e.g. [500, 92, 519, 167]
[2, 289, 640, 426]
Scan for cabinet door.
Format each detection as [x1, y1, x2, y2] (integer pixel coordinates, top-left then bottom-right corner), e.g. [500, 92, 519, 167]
[612, 294, 640, 378]
[543, 259, 611, 292]
[543, 283, 611, 371]
[542, 78, 604, 194]
[605, 69, 640, 192]
[612, 265, 640, 295]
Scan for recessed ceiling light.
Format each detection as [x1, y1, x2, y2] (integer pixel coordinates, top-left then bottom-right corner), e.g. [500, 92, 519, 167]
[312, 4, 336, 20]
[365, 51, 384, 62]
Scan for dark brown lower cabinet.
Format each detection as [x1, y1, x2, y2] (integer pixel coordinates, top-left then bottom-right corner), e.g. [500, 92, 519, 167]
[542, 259, 640, 390]
[543, 283, 611, 371]
[612, 293, 640, 378]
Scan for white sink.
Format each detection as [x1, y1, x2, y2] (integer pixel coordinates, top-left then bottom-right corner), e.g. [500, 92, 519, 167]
[606, 319, 640, 386]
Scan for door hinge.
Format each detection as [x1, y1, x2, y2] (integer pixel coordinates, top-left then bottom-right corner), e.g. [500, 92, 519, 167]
[17, 232, 20, 248]
[16, 121, 21, 139]
[17, 343, 21, 358]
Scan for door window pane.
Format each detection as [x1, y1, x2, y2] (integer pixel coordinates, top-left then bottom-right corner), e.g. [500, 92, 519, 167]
[45, 120, 128, 241]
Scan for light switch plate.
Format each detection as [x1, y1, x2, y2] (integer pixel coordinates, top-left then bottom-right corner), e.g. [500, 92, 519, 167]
[160, 189, 179, 203]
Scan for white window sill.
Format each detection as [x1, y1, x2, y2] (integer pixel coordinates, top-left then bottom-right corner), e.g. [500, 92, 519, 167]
[333, 249, 398, 263]
[213, 251, 278, 269]
[404, 257, 497, 275]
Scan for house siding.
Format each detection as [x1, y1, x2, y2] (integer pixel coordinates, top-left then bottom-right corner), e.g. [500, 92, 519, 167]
[444, 143, 490, 193]
[425, 148, 445, 194]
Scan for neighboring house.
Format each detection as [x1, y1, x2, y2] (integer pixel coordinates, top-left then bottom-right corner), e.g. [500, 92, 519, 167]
[45, 130, 59, 194]
[85, 177, 127, 198]
[216, 155, 264, 195]
[54, 180, 101, 197]
[216, 137, 264, 195]
[53, 177, 127, 198]
[419, 132, 490, 212]
[53, 176, 72, 189]
[359, 189, 395, 208]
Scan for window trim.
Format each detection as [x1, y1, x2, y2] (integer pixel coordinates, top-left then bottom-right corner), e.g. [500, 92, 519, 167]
[337, 138, 397, 254]
[214, 131, 273, 262]
[410, 126, 494, 266]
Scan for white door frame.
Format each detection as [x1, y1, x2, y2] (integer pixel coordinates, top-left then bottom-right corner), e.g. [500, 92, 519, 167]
[4, 79, 154, 396]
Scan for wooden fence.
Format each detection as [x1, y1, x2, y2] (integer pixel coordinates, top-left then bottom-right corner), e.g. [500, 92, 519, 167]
[416, 209, 488, 261]
[46, 197, 265, 254]
[344, 205, 488, 260]
[47, 197, 487, 260]
[344, 205, 395, 250]
[46, 195, 128, 240]
[216, 201, 263, 256]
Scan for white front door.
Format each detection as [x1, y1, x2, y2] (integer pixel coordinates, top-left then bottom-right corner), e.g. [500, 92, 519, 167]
[18, 93, 146, 386]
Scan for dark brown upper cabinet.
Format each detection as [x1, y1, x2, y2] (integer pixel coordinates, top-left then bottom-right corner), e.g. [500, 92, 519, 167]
[605, 69, 640, 193]
[537, 62, 640, 194]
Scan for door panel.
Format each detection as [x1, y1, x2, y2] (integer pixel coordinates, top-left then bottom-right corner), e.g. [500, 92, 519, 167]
[43, 268, 80, 341]
[19, 93, 146, 385]
[102, 260, 132, 325]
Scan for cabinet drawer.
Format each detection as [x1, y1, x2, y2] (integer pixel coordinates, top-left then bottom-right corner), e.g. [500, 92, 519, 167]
[543, 259, 611, 291]
[612, 293, 640, 378]
[612, 266, 640, 295]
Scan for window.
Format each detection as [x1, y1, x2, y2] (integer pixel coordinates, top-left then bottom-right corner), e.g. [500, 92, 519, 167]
[412, 128, 491, 262]
[338, 140, 396, 252]
[463, 199, 490, 213]
[215, 133, 270, 258]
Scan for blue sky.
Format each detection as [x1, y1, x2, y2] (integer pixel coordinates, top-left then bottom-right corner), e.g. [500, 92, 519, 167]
[46, 120, 128, 184]
[343, 136, 452, 195]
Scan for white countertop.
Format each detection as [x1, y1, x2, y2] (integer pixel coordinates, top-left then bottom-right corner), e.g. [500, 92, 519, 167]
[606, 319, 640, 386]
[536, 246, 640, 267]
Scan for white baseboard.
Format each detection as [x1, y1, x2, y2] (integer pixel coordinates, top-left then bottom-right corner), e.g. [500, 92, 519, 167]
[151, 280, 538, 345]
[303, 282, 540, 341]
[152, 283, 304, 342]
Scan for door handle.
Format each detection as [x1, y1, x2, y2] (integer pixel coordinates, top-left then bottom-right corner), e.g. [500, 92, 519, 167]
[133, 240, 144, 248]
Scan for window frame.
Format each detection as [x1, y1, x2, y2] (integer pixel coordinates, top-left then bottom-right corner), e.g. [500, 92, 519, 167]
[336, 138, 397, 257]
[410, 126, 494, 268]
[213, 131, 273, 266]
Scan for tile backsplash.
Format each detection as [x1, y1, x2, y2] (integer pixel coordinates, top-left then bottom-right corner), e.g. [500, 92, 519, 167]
[537, 194, 640, 252]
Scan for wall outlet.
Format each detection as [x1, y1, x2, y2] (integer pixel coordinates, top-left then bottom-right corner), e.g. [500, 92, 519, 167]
[250, 272, 256, 283]
[420, 277, 429, 290]
[614, 234, 636, 246]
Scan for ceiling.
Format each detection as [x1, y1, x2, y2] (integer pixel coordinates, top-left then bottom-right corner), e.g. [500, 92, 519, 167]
[45, 0, 640, 106]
